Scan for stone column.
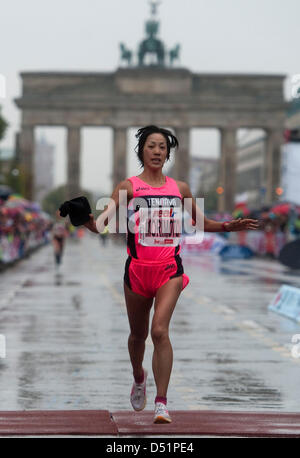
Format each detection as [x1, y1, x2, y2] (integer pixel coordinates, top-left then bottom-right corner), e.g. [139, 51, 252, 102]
[264, 129, 284, 205]
[67, 126, 81, 199]
[173, 127, 190, 183]
[218, 127, 237, 213]
[18, 126, 35, 200]
[113, 127, 127, 190]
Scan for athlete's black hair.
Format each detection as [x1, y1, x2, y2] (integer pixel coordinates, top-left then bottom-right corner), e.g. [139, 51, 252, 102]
[134, 125, 179, 168]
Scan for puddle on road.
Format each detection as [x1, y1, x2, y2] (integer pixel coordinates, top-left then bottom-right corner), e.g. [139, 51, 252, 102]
[202, 367, 282, 408]
[183, 254, 300, 287]
[206, 352, 238, 365]
[219, 267, 249, 276]
[185, 256, 296, 288]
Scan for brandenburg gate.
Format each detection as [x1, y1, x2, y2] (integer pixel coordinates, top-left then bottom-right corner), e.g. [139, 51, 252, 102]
[15, 1, 287, 211]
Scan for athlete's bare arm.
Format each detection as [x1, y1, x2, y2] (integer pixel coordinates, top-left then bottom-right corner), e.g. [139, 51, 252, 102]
[84, 179, 133, 233]
[177, 180, 259, 232]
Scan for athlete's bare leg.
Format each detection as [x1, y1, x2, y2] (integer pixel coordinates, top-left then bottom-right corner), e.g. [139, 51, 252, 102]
[52, 238, 64, 266]
[151, 276, 183, 398]
[124, 282, 153, 380]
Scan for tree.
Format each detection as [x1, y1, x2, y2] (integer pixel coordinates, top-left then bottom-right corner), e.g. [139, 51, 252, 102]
[2, 162, 26, 195]
[0, 108, 9, 188]
[42, 185, 94, 217]
[0, 107, 8, 141]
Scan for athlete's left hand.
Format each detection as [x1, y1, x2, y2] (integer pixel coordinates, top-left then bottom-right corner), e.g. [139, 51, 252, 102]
[227, 218, 260, 232]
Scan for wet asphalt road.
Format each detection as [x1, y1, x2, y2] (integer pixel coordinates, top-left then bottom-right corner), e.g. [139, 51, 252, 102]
[0, 233, 300, 413]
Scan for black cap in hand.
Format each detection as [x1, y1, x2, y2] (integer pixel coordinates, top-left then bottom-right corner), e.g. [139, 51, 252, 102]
[59, 196, 92, 226]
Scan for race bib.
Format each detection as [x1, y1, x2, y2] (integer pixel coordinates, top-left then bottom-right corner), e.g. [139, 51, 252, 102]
[138, 207, 182, 247]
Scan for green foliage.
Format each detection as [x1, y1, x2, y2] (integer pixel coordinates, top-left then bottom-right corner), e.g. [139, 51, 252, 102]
[0, 108, 8, 141]
[42, 185, 94, 217]
[2, 162, 25, 195]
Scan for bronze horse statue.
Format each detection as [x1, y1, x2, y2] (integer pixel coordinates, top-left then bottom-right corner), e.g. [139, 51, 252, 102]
[120, 43, 133, 66]
[169, 44, 180, 66]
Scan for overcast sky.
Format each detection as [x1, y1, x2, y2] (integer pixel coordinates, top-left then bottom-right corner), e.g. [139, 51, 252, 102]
[0, 0, 299, 194]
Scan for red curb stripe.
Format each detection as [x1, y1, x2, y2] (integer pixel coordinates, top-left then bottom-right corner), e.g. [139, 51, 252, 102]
[111, 410, 300, 437]
[0, 410, 118, 436]
[0, 410, 300, 437]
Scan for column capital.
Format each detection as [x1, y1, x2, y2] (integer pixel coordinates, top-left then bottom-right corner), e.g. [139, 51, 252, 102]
[219, 126, 238, 133]
[20, 124, 35, 132]
[264, 126, 285, 134]
[66, 125, 82, 132]
[264, 128, 285, 143]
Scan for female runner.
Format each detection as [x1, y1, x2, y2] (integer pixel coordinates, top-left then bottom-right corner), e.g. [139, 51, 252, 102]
[84, 125, 259, 423]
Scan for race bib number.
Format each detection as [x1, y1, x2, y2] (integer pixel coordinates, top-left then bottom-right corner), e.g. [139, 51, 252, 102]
[138, 207, 182, 247]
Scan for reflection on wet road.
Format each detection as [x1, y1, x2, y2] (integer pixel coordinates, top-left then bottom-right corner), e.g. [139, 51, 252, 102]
[0, 234, 300, 413]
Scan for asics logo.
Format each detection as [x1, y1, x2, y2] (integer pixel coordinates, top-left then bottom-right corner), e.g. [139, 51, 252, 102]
[164, 264, 174, 271]
[136, 187, 150, 191]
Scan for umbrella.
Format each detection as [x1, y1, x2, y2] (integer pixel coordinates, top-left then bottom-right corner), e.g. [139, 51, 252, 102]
[233, 202, 251, 218]
[270, 203, 291, 215]
[6, 195, 30, 208]
[278, 240, 300, 269]
[270, 203, 300, 218]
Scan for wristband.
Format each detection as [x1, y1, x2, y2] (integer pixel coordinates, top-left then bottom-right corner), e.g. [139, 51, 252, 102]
[222, 221, 231, 232]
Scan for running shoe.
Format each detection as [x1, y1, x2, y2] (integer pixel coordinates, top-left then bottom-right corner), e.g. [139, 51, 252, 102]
[153, 402, 172, 424]
[130, 369, 147, 411]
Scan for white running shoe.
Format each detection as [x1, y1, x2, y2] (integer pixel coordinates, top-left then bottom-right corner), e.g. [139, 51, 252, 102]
[153, 402, 172, 424]
[130, 369, 147, 411]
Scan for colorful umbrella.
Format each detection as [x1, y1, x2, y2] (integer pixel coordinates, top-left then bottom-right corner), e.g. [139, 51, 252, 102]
[233, 202, 251, 218]
[269, 202, 291, 215]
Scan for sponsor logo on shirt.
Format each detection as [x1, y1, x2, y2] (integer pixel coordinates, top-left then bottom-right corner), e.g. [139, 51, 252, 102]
[164, 263, 175, 271]
[146, 197, 179, 207]
[136, 187, 150, 192]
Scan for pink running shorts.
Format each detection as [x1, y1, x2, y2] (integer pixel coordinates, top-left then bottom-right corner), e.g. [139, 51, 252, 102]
[124, 255, 189, 298]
